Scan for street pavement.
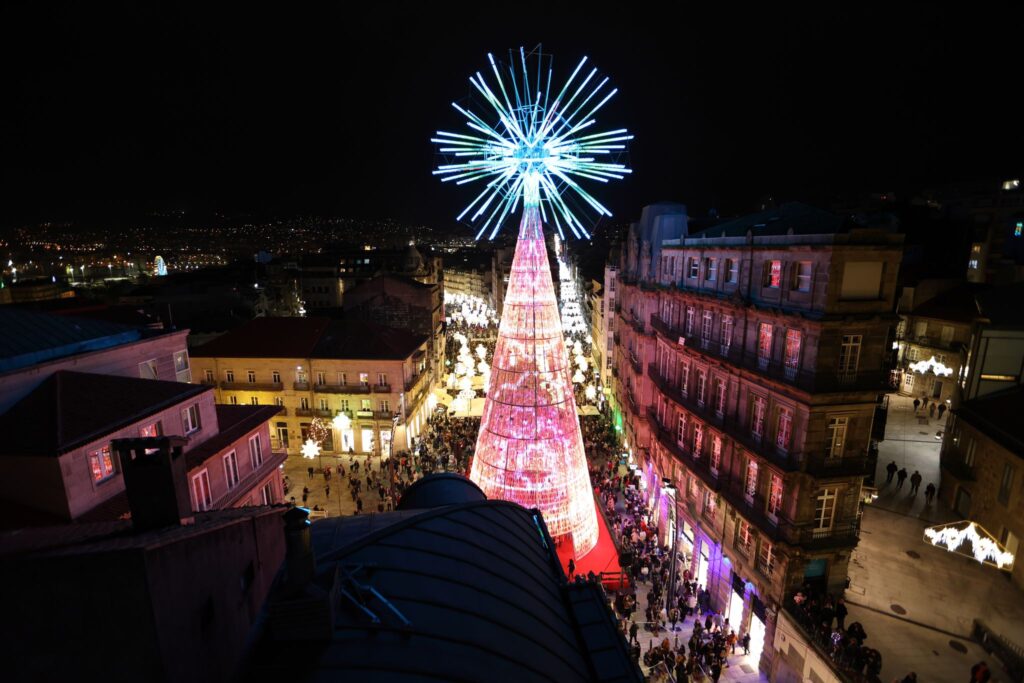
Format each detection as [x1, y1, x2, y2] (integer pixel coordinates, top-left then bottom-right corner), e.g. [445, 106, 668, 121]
[847, 392, 1024, 682]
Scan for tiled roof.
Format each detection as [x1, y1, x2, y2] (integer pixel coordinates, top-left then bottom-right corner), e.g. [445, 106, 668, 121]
[190, 317, 427, 360]
[0, 371, 209, 457]
[189, 317, 330, 359]
[957, 386, 1024, 456]
[0, 309, 144, 373]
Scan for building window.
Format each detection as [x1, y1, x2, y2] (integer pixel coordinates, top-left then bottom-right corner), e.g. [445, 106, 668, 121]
[378, 373, 388, 387]
[274, 397, 284, 407]
[224, 370, 235, 383]
[906, 346, 919, 362]
[204, 369, 214, 383]
[764, 260, 782, 288]
[359, 373, 369, 387]
[838, 335, 862, 376]
[745, 459, 759, 500]
[249, 434, 263, 469]
[714, 379, 726, 416]
[757, 323, 773, 368]
[703, 488, 717, 518]
[223, 451, 239, 490]
[768, 474, 784, 518]
[693, 423, 704, 458]
[299, 397, 309, 410]
[192, 470, 213, 511]
[720, 315, 733, 353]
[139, 421, 162, 438]
[139, 359, 159, 380]
[380, 399, 390, 412]
[317, 398, 327, 411]
[229, 395, 238, 405]
[725, 258, 738, 284]
[680, 361, 690, 396]
[361, 398, 372, 411]
[696, 370, 707, 406]
[247, 370, 256, 383]
[963, 437, 976, 466]
[676, 413, 688, 447]
[272, 370, 281, 383]
[705, 258, 718, 282]
[784, 329, 802, 373]
[316, 372, 326, 386]
[296, 369, 308, 384]
[685, 307, 696, 335]
[758, 541, 775, 577]
[688, 257, 699, 279]
[182, 404, 201, 434]
[776, 408, 793, 451]
[174, 350, 190, 373]
[826, 416, 848, 459]
[751, 396, 766, 438]
[88, 445, 116, 483]
[815, 487, 837, 531]
[688, 475, 699, 500]
[710, 435, 722, 474]
[340, 399, 350, 412]
[999, 464, 1015, 506]
[261, 482, 274, 505]
[794, 261, 812, 292]
[249, 396, 258, 405]
[701, 311, 714, 345]
[737, 521, 753, 556]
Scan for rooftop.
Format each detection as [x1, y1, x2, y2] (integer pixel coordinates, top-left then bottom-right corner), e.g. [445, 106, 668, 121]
[956, 386, 1024, 456]
[249, 497, 640, 682]
[691, 202, 847, 238]
[184, 404, 283, 470]
[909, 283, 986, 323]
[0, 371, 209, 457]
[191, 317, 428, 361]
[0, 308, 145, 374]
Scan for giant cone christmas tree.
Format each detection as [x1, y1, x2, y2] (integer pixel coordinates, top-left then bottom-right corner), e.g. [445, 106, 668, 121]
[470, 205, 599, 558]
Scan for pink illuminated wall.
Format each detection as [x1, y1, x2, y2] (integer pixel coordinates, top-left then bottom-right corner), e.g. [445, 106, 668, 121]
[470, 206, 599, 557]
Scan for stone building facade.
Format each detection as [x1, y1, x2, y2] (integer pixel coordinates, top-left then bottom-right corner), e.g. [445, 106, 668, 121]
[613, 203, 902, 673]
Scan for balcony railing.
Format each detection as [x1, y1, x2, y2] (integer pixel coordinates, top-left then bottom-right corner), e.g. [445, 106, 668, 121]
[220, 381, 283, 391]
[293, 381, 310, 391]
[314, 409, 332, 418]
[372, 383, 392, 393]
[295, 408, 314, 417]
[628, 351, 643, 375]
[804, 453, 872, 477]
[313, 383, 372, 394]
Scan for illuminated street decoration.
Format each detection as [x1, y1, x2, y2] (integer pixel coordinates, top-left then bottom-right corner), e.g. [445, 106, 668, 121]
[300, 439, 321, 460]
[908, 356, 953, 377]
[432, 47, 632, 240]
[924, 521, 1015, 570]
[434, 48, 630, 558]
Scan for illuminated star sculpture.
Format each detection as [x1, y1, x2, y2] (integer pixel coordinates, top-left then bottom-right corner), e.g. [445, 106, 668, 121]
[432, 47, 631, 558]
[300, 439, 321, 460]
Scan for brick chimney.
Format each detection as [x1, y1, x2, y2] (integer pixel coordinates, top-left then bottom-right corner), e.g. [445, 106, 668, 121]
[112, 436, 194, 531]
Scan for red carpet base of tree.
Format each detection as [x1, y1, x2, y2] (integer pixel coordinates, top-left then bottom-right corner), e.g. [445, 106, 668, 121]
[556, 499, 628, 590]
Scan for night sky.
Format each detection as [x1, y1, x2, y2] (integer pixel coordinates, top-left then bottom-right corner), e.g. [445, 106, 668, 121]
[2, 4, 1022, 227]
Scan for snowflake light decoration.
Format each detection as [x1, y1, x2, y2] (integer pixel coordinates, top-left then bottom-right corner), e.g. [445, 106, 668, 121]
[432, 46, 632, 240]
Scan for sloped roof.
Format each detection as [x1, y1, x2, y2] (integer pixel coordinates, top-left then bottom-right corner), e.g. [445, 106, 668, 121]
[250, 499, 641, 682]
[189, 317, 330, 358]
[692, 202, 847, 238]
[311, 320, 427, 360]
[0, 308, 144, 374]
[184, 404, 282, 470]
[910, 283, 985, 323]
[0, 371, 209, 457]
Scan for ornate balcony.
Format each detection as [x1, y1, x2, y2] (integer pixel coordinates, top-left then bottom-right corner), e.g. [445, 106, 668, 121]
[372, 383, 392, 394]
[220, 381, 283, 391]
[313, 383, 371, 394]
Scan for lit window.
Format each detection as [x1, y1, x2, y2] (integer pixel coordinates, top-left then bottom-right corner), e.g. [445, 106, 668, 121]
[696, 370, 707, 405]
[359, 372, 369, 386]
[757, 323, 773, 367]
[745, 459, 759, 498]
[751, 396, 766, 438]
[721, 315, 733, 352]
[676, 414, 688, 447]
[768, 474, 784, 517]
[814, 487, 837, 531]
[710, 435, 722, 474]
[139, 421, 162, 438]
[968, 259, 979, 270]
[173, 350, 190, 373]
[758, 541, 775, 577]
[688, 258, 699, 279]
[1016, 222, 1023, 237]
[703, 488, 717, 517]
[88, 445, 116, 482]
[784, 329, 802, 371]
[685, 306, 696, 335]
[138, 359, 159, 380]
[692, 422, 704, 458]
[702, 311, 714, 342]
[764, 260, 782, 288]
[737, 521, 753, 555]
[714, 379, 726, 416]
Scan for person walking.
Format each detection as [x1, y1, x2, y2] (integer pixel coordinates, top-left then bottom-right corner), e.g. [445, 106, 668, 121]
[928, 402, 936, 418]
[307, 465, 315, 479]
[925, 483, 936, 505]
[897, 467, 908, 489]
[886, 460, 898, 483]
[938, 402, 947, 420]
[910, 470, 923, 495]
[629, 621, 639, 646]
[741, 632, 751, 655]
[912, 398, 921, 413]
[568, 558, 576, 580]
[325, 484, 331, 499]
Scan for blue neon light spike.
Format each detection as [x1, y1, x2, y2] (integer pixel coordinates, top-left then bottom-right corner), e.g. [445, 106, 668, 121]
[433, 46, 632, 239]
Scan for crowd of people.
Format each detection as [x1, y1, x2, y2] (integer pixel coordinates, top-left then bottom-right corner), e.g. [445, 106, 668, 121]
[787, 588, 883, 682]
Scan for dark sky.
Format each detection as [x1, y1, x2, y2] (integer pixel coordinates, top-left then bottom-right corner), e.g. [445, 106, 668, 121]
[2, 3, 1022, 227]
